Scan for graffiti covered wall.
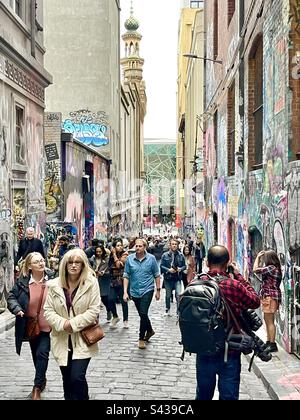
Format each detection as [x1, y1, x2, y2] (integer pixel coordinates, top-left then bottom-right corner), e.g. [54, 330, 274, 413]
[203, 0, 299, 352]
[0, 80, 47, 308]
[93, 156, 109, 240]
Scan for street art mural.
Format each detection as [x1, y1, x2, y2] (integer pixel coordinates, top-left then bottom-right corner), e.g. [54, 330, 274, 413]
[65, 191, 83, 249]
[26, 116, 45, 203]
[0, 229, 13, 312]
[274, 39, 286, 115]
[62, 109, 109, 147]
[94, 156, 109, 240]
[0, 91, 9, 201]
[201, 0, 298, 353]
[217, 177, 228, 246]
[286, 165, 300, 253]
[290, 0, 300, 35]
[0, 88, 13, 309]
[13, 189, 26, 244]
[218, 114, 227, 178]
[204, 122, 216, 206]
[45, 159, 62, 220]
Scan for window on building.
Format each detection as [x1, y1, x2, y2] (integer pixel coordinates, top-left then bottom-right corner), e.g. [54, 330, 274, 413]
[289, 29, 300, 161]
[15, 106, 25, 165]
[228, 219, 236, 261]
[190, 0, 204, 8]
[227, 81, 236, 176]
[213, 0, 219, 59]
[228, 0, 236, 26]
[248, 35, 263, 170]
[11, 0, 23, 18]
[214, 111, 218, 178]
[213, 212, 218, 244]
[15, 0, 22, 17]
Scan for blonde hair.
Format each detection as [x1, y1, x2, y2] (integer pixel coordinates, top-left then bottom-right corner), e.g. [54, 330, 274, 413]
[21, 252, 44, 277]
[59, 249, 95, 289]
[135, 238, 148, 248]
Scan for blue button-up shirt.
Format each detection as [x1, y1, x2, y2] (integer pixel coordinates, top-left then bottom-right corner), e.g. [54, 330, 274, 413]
[123, 252, 160, 298]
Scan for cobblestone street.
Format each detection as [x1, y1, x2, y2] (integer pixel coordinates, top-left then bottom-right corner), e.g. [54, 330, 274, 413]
[0, 293, 271, 401]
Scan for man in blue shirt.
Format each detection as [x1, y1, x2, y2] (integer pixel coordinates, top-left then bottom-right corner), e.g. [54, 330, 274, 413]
[123, 238, 161, 349]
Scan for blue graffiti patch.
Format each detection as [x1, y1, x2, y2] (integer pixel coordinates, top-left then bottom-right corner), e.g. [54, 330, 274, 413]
[77, 137, 109, 146]
[62, 120, 110, 147]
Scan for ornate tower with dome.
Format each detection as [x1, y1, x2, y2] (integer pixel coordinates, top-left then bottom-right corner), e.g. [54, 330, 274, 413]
[117, 1, 147, 237]
[121, 1, 146, 108]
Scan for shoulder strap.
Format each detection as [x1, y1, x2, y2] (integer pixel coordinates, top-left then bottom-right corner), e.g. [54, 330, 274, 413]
[36, 282, 46, 316]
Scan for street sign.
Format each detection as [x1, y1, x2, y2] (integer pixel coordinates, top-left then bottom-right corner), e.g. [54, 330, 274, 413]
[45, 143, 59, 161]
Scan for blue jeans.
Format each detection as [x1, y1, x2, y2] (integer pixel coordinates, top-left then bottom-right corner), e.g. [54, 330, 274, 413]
[164, 279, 182, 312]
[196, 352, 241, 400]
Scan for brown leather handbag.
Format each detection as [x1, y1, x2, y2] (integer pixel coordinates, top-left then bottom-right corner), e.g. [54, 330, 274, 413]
[72, 306, 105, 346]
[81, 322, 105, 346]
[25, 283, 46, 340]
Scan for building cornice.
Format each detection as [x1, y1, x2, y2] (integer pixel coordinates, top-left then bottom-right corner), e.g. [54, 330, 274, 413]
[0, 36, 52, 90]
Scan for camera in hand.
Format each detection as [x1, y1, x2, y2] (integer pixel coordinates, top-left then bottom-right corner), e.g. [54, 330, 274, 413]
[240, 309, 272, 363]
[241, 309, 263, 332]
[227, 265, 234, 275]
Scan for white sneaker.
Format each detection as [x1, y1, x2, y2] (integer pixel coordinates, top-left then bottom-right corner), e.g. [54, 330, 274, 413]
[110, 317, 120, 328]
[123, 321, 129, 329]
[164, 310, 171, 317]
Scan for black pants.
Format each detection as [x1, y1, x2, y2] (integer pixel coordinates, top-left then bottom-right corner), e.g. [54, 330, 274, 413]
[101, 295, 113, 314]
[132, 290, 154, 340]
[182, 272, 188, 289]
[60, 343, 91, 400]
[29, 331, 50, 388]
[111, 284, 128, 321]
[196, 258, 203, 274]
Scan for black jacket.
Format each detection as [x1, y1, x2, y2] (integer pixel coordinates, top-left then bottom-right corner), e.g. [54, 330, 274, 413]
[16, 238, 45, 263]
[7, 275, 49, 355]
[7, 276, 30, 355]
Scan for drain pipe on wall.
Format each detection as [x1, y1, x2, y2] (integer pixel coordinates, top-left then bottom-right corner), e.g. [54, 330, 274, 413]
[31, 0, 36, 58]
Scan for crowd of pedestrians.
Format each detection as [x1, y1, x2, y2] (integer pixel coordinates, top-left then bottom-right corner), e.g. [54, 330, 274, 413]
[7, 226, 282, 400]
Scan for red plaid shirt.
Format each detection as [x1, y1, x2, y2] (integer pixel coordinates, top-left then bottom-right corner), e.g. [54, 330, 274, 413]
[199, 270, 260, 317]
[255, 265, 282, 303]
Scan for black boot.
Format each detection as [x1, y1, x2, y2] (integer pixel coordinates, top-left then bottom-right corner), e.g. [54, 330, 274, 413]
[267, 342, 278, 352]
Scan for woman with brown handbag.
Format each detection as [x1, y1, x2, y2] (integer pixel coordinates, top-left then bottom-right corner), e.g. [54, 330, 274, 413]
[44, 249, 101, 400]
[7, 252, 51, 400]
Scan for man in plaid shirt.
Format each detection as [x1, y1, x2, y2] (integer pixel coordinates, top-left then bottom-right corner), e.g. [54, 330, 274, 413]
[195, 245, 260, 401]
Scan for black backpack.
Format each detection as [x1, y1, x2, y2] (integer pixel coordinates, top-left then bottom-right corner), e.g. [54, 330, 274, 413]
[178, 274, 226, 356]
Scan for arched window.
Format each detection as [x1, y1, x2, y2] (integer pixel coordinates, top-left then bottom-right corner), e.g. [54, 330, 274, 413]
[228, 219, 236, 260]
[248, 35, 263, 170]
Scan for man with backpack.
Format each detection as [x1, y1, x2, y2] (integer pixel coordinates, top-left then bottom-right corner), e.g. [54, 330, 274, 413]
[179, 245, 260, 400]
[161, 239, 186, 316]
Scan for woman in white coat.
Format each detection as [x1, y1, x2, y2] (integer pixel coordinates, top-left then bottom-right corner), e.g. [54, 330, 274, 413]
[44, 249, 101, 400]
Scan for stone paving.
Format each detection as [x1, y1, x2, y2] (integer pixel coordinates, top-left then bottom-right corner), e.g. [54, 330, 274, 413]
[0, 295, 271, 400]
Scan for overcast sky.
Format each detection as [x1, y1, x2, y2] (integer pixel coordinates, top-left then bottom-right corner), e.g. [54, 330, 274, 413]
[120, 0, 180, 140]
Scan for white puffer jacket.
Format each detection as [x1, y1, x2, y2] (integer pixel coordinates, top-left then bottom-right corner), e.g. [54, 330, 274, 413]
[44, 275, 101, 366]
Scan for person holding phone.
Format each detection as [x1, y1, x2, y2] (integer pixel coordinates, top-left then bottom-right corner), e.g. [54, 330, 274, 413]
[253, 250, 282, 352]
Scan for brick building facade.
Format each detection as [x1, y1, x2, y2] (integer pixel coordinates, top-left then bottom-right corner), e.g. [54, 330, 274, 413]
[203, 0, 300, 354]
